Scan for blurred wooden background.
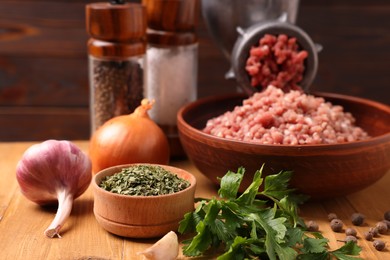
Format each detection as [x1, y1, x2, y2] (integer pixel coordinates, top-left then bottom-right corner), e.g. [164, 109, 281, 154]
[0, 0, 389, 141]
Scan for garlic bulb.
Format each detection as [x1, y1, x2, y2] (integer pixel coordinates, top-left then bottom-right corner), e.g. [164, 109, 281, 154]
[16, 140, 92, 238]
[137, 231, 179, 260]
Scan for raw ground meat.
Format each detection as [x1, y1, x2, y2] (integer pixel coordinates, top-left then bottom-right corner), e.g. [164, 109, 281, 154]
[203, 86, 369, 145]
[245, 34, 307, 92]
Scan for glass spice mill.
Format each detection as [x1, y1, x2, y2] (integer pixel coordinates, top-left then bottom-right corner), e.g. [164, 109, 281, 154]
[86, 0, 147, 132]
[86, 0, 199, 158]
[142, 0, 199, 158]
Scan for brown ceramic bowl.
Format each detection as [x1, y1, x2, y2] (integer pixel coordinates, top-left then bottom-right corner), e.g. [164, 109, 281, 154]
[92, 164, 196, 238]
[177, 92, 390, 200]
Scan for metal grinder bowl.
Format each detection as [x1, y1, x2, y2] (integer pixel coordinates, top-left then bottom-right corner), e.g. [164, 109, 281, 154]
[231, 21, 319, 95]
[201, 0, 300, 61]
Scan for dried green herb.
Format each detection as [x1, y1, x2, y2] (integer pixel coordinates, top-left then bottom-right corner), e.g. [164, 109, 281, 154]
[99, 165, 190, 196]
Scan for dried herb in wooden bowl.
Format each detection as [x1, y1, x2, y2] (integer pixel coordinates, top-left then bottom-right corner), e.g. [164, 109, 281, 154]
[99, 165, 190, 196]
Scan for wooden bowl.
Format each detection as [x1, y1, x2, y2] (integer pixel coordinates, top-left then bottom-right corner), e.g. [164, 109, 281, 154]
[177, 92, 390, 200]
[92, 164, 196, 238]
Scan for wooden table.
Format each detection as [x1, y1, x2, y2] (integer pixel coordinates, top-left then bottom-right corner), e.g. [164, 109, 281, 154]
[1, 141, 389, 259]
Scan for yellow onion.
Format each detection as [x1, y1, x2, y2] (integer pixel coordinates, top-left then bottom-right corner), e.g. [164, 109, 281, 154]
[89, 99, 170, 174]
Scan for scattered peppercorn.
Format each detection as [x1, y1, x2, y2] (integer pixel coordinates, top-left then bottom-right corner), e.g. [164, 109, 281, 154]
[373, 240, 386, 251]
[384, 210, 390, 221]
[351, 213, 365, 226]
[369, 227, 379, 237]
[345, 235, 358, 243]
[364, 231, 374, 241]
[324, 211, 390, 252]
[306, 220, 319, 232]
[328, 213, 338, 222]
[376, 221, 388, 234]
[345, 228, 357, 237]
[330, 218, 344, 232]
[382, 219, 390, 229]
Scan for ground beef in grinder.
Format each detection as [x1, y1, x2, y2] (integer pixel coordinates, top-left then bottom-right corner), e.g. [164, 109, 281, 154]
[245, 34, 307, 92]
[203, 86, 369, 145]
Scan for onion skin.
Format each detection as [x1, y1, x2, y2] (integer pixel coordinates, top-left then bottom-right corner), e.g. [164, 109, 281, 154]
[16, 140, 92, 238]
[89, 99, 170, 174]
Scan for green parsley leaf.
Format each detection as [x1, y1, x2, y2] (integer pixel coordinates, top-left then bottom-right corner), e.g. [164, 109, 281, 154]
[178, 165, 362, 259]
[177, 211, 194, 234]
[220, 201, 242, 233]
[217, 236, 251, 260]
[285, 227, 305, 246]
[237, 167, 264, 205]
[181, 221, 212, 256]
[331, 241, 362, 260]
[218, 167, 245, 200]
[262, 169, 295, 199]
[301, 237, 329, 254]
[297, 252, 329, 260]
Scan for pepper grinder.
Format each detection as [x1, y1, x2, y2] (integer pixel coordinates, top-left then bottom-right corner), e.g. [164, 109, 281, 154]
[142, 0, 199, 158]
[86, 1, 147, 132]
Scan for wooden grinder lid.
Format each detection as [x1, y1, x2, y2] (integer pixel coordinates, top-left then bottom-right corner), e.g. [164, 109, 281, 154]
[86, 2, 147, 58]
[86, 2, 146, 42]
[142, 0, 199, 46]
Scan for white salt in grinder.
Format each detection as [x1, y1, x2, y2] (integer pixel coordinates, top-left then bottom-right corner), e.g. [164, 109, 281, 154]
[142, 0, 199, 158]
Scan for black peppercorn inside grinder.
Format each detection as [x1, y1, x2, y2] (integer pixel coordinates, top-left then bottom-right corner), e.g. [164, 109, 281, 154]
[86, 1, 147, 132]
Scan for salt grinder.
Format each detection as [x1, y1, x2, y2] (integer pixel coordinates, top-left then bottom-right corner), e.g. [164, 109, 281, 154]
[86, 1, 147, 132]
[142, 0, 199, 158]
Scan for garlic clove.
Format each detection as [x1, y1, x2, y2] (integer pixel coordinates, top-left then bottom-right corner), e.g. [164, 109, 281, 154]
[137, 231, 179, 260]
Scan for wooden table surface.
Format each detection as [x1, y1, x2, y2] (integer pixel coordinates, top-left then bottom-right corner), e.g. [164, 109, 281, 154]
[1, 141, 389, 260]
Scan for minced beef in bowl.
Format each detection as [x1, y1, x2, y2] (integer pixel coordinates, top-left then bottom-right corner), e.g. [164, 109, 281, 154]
[202, 85, 369, 145]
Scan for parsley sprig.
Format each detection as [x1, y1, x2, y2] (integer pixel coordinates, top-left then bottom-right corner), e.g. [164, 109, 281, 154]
[178, 166, 362, 259]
